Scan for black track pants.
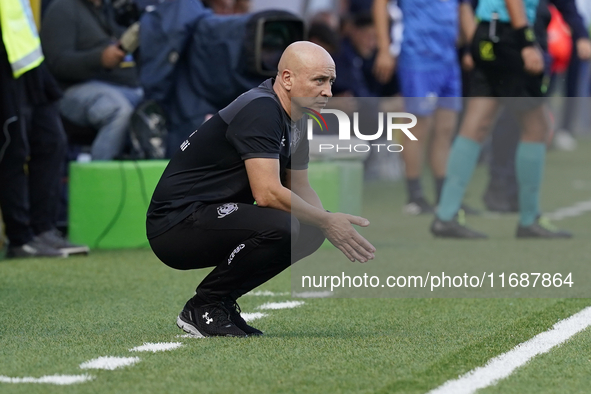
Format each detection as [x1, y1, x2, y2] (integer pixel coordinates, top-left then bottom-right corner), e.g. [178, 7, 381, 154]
[149, 203, 325, 302]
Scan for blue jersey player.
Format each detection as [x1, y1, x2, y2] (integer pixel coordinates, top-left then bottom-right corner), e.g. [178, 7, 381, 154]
[373, 0, 474, 215]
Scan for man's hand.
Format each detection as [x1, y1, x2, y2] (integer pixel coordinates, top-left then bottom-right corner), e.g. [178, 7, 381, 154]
[521, 46, 544, 74]
[101, 45, 126, 69]
[321, 213, 376, 263]
[373, 49, 396, 84]
[577, 38, 591, 60]
[461, 53, 474, 71]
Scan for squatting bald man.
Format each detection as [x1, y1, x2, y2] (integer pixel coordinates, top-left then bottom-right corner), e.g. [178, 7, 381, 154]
[147, 42, 376, 337]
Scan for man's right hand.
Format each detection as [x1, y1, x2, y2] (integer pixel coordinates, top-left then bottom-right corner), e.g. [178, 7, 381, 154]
[321, 212, 376, 263]
[461, 53, 474, 71]
[521, 46, 544, 75]
[577, 38, 591, 61]
[101, 45, 126, 69]
[373, 49, 396, 84]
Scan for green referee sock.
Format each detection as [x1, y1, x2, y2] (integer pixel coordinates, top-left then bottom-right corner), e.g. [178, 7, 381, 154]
[516, 141, 545, 226]
[436, 136, 481, 221]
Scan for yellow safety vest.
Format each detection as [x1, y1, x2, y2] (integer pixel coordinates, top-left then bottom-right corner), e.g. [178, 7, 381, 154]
[0, 0, 44, 78]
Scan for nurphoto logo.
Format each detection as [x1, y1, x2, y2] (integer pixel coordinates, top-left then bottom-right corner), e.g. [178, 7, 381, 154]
[304, 108, 418, 153]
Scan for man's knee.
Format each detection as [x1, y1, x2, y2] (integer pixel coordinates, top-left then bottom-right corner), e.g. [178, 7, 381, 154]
[304, 224, 326, 252]
[87, 90, 134, 128]
[433, 115, 457, 141]
[265, 211, 295, 245]
[520, 106, 549, 142]
[292, 223, 325, 263]
[461, 117, 494, 143]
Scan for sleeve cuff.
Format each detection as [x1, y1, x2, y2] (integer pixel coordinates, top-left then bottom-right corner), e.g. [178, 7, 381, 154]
[241, 153, 280, 160]
[84, 46, 108, 72]
[286, 163, 309, 171]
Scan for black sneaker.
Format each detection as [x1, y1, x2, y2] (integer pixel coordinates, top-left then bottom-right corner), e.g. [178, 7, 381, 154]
[403, 197, 434, 215]
[516, 216, 572, 239]
[6, 238, 66, 258]
[223, 298, 263, 336]
[35, 229, 90, 256]
[430, 217, 488, 239]
[176, 299, 247, 338]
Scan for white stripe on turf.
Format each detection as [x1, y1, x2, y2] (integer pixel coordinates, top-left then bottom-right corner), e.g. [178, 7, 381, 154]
[427, 306, 591, 394]
[241, 312, 267, 322]
[79, 356, 140, 370]
[546, 199, 591, 221]
[0, 374, 93, 385]
[292, 291, 333, 298]
[257, 301, 304, 310]
[244, 290, 290, 296]
[129, 342, 183, 352]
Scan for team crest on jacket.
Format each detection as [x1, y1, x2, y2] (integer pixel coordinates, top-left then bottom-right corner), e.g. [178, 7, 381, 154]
[217, 203, 238, 218]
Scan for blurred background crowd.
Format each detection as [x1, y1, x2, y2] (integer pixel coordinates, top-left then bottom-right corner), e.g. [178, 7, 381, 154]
[1, 0, 590, 256]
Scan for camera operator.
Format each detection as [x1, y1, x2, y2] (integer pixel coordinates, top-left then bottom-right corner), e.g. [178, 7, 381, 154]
[40, 0, 144, 160]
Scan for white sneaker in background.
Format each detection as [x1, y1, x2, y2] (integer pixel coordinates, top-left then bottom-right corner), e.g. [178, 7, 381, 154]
[77, 153, 92, 162]
[554, 130, 577, 151]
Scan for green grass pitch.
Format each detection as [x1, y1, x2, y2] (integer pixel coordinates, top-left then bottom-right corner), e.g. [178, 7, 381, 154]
[1, 140, 591, 394]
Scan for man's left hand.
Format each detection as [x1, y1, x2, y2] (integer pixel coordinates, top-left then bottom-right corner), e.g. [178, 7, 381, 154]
[577, 38, 591, 60]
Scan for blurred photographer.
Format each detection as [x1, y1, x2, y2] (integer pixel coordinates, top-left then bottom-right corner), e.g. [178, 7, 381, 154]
[40, 0, 143, 160]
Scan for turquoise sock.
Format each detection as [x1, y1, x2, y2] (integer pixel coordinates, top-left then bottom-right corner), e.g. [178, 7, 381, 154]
[436, 136, 481, 221]
[516, 142, 545, 226]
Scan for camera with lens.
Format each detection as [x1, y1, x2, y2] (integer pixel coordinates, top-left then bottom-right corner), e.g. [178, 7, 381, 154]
[112, 0, 142, 27]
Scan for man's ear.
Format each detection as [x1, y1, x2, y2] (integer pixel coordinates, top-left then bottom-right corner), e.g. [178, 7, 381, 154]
[282, 69, 293, 91]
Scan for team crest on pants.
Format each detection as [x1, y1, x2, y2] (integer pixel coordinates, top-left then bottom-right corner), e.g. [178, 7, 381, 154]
[217, 203, 238, 218]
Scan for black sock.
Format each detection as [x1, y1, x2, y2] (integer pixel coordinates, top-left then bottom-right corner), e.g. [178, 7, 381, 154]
[435, 177, 445, 204]
[406, 178, 423, 201]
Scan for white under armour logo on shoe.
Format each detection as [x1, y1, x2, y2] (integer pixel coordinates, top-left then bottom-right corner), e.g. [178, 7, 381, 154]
[202, 312, 213, 325]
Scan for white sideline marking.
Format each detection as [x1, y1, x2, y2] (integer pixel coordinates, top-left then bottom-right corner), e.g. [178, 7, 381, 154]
[79, 356, 140, 370]
[427, 306, 591, 394]
[242, 312, 267, 322]
[129, 342, 183, 352]
[245, 290, 290, 296]
[0, 374, 93, 385]
[257, 301, 304, 310]
[293, 291, 333, 298]
[546, 199, 591, 221]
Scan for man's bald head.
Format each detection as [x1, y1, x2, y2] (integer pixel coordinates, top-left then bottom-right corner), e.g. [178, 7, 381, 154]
[277, 41, 334, 75]
[274, 41, 336, 118]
